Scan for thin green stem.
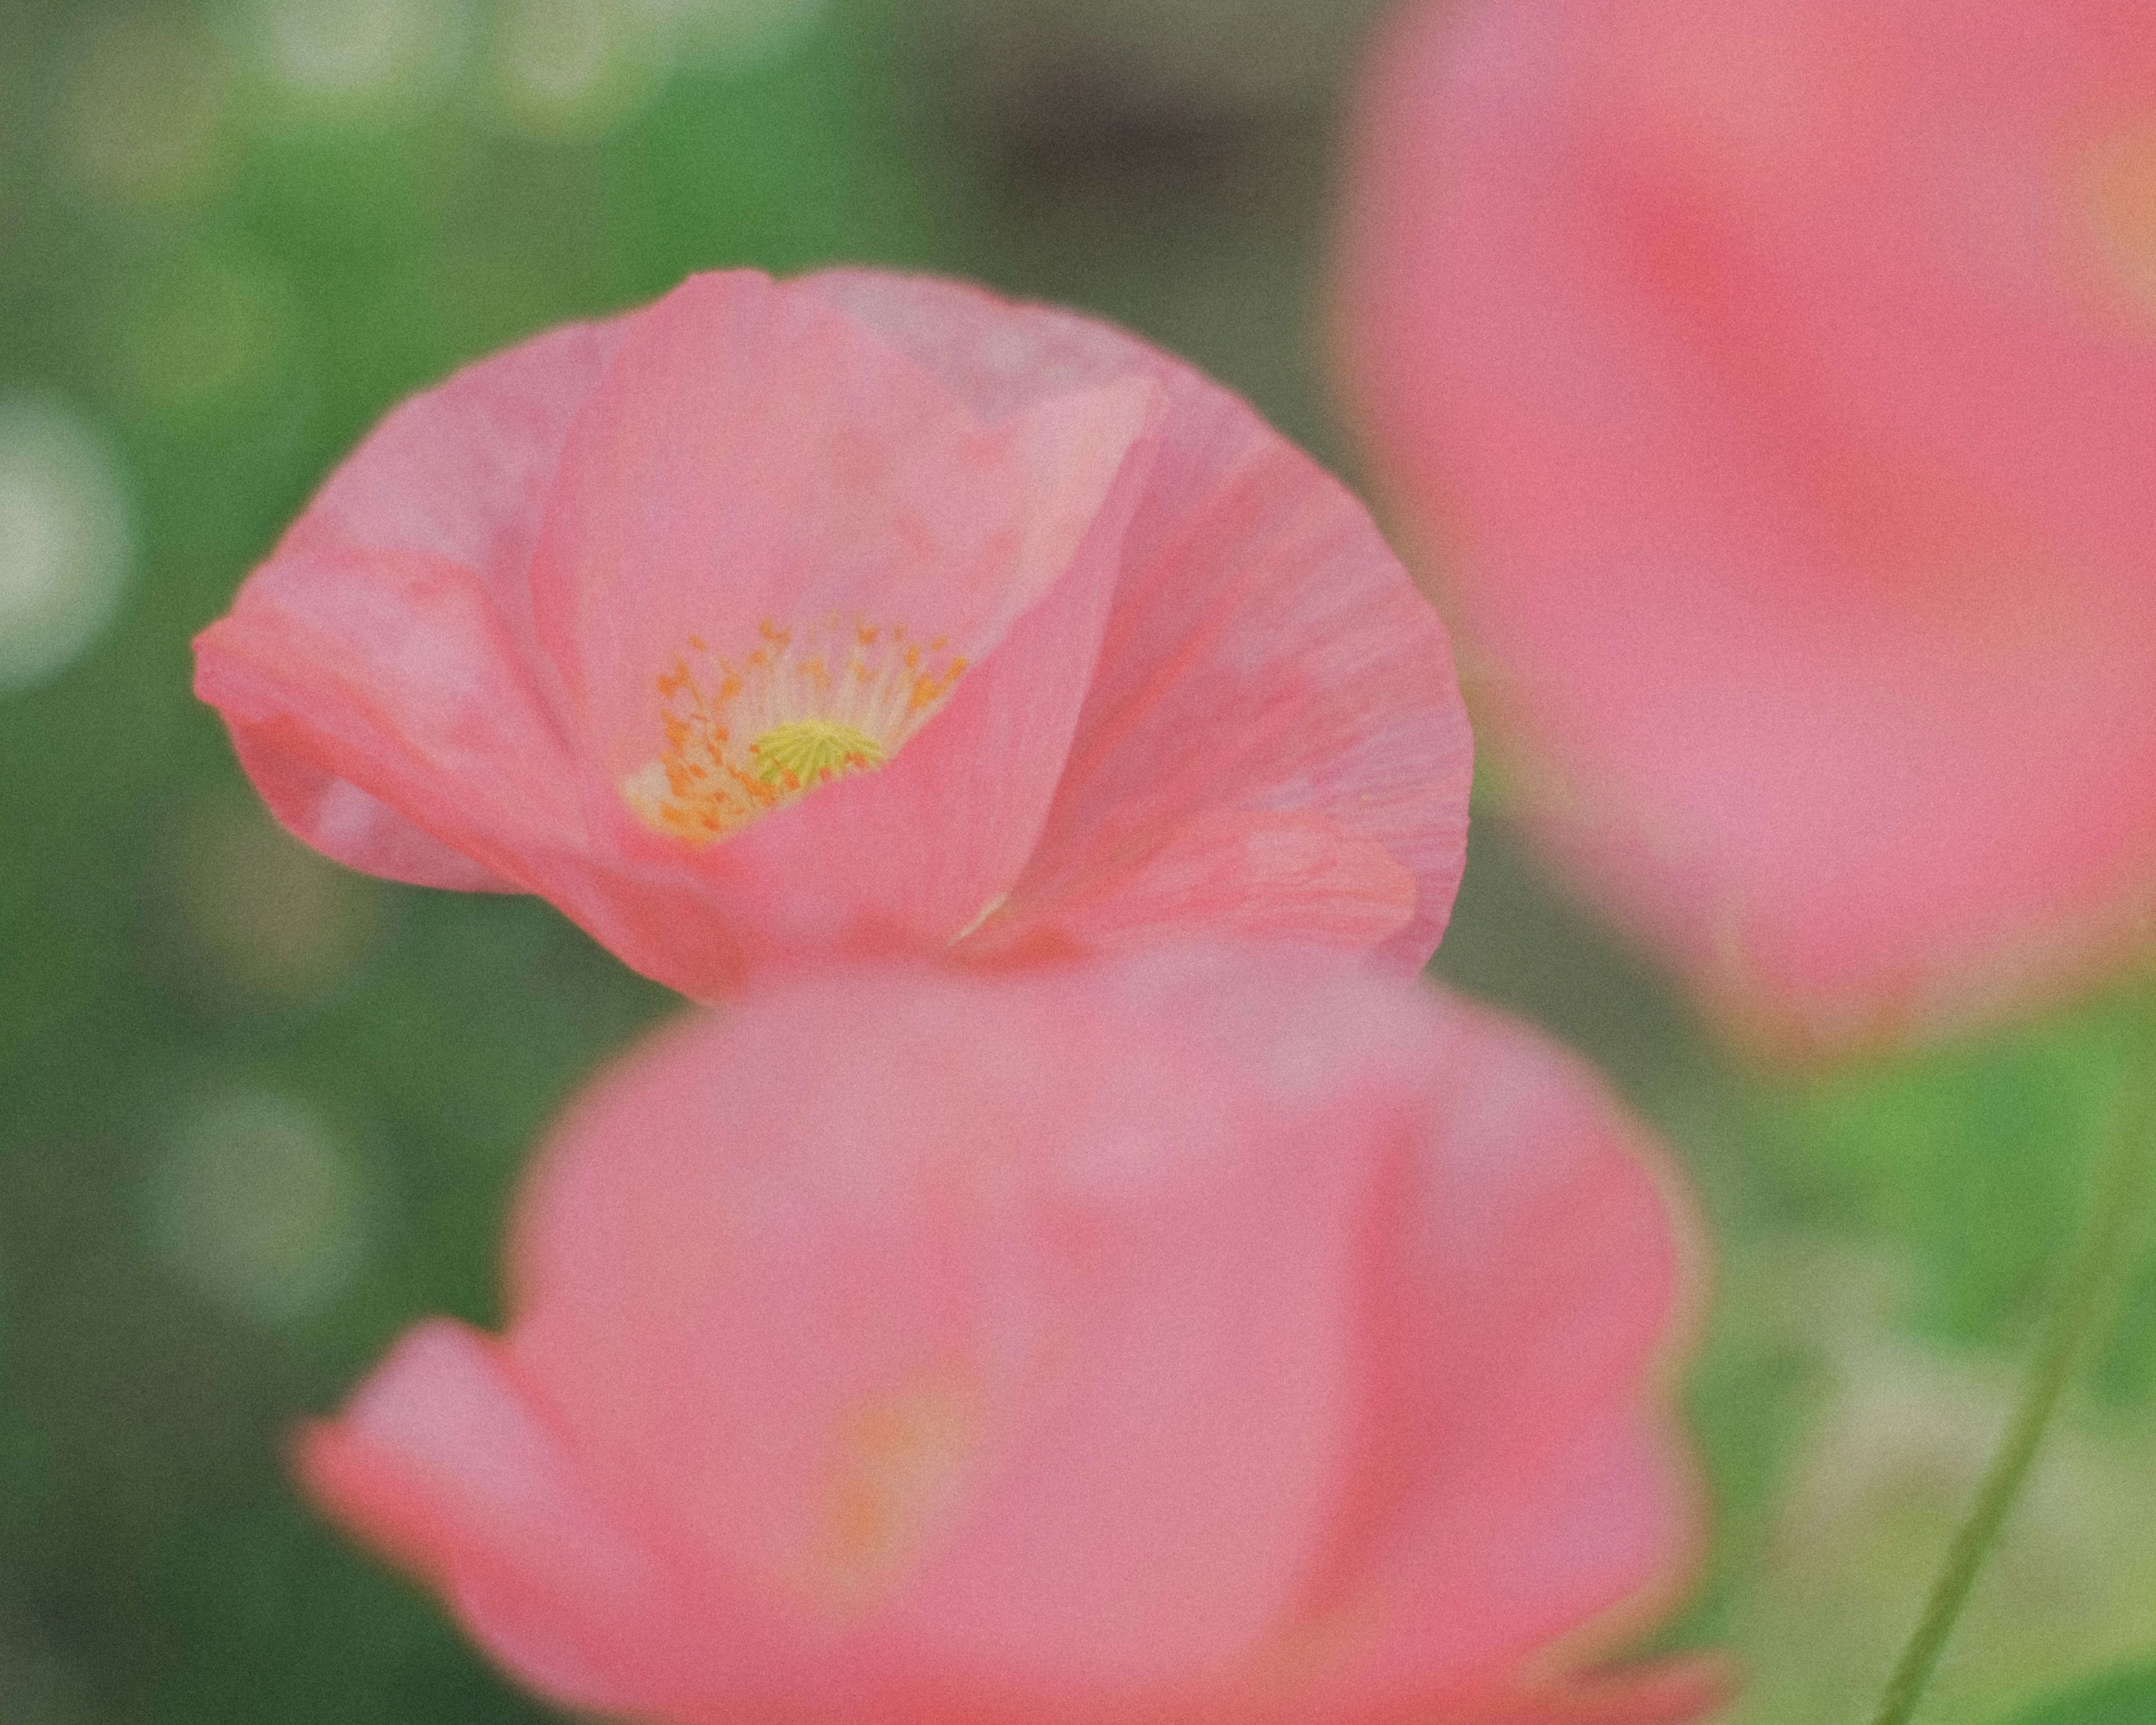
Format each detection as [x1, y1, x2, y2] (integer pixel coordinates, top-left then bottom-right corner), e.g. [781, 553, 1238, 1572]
[1865, 1005, 2156, 1725]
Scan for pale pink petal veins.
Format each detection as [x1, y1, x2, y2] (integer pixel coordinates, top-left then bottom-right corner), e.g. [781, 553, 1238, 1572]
[1338, 0, 2156, 1049]
[962, 811, 1417, 965]
[1009, 378, 1471, 974]
[193, 318, 625, 889]
[809, 270, 1474, 973]
[528, 273, 1145, 749]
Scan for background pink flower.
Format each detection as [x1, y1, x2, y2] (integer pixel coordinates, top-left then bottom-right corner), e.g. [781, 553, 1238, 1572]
[1336, 0, 2156, 1053]
[300, 951, 1715, 1725]
[195, 269, 1471, 998]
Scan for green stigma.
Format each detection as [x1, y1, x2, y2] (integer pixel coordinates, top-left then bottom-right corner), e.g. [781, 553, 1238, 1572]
[749, 719, 888, 790]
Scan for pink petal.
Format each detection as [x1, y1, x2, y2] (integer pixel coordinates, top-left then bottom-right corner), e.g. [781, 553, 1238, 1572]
[529, 271, 1167, 970]
[296, 1319, 720, 1719]
[1290, 995, 1703, 1717]
[491, 959, 1705, 1721]
[194, 546, 588, 891]
[504, 961, 1401, 1704]
[311, 956, 1708, 1723]
[203, 268, 1469, 992]
[281, 318, 624, 667]
[1017, 378, 1470, 974]
[1337, 0, 2156, 1049]
[605, 385, 1165, 968]
[816, 271, 1473, 974]
[194, 318, 624, 889]
[197, 544, 761, 995]
[531, 271, 1156, 779]
[965, 811, 1417, 964]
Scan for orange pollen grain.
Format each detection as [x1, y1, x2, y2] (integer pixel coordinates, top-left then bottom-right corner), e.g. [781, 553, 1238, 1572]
[819, 1380, 976, 1600]
[619, 617, 968, 847]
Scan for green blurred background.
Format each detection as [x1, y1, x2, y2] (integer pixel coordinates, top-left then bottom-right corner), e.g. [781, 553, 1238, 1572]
[1, 1, 2153, 1720]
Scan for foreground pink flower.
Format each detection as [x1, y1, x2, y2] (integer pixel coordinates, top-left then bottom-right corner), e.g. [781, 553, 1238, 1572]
[194, 269, 1470, 997]
[302, 952, 1715, 1725]
[1337, 0, 2156, 1052]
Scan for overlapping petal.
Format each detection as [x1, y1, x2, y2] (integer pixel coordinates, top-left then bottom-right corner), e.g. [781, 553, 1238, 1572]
[198, 270, 1470, 996]
[300, 952, 1711, 1725]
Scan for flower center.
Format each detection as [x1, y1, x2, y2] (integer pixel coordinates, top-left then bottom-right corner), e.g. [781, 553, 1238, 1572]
[819, 1379, 977, 1603]
[622, 618, 965, 846]
[750, 718, 887, 787]
[2084, 118, 2156, 323]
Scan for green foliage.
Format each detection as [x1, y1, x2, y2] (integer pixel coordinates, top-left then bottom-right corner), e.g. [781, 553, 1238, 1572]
[1752, 983, 2156, 1395]
[1996, 1662, 2156, 1725]
[1437, 833, 2156, 1725]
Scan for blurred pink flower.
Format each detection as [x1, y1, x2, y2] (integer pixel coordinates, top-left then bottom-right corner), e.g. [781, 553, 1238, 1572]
[300, 952, 1715, 1725]
[195, 270, 1470, 998]
[1336, 0, 2156, 1052]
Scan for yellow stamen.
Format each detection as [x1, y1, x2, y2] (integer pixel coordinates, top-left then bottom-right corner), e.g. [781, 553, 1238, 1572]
[620, 617, 965, 846]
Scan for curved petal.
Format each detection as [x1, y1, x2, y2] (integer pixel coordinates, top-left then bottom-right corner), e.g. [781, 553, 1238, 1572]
[202, 267, 1470, 992]
[671, 501, 1138, 965]
[1294, 994, 1703, 1715]
[964, 811, 1417, 965]
[224, 733, 512, 893]
[597, 381, 1166, 969]
[296, 1319, 716, 1720]
[193, 546, 588, 892]
[530, 271, 1155, 784]
[317, 956, 1707, 1724]
[808, 270, 1474, 974]
[518, 391, 1158, 994]
[806, 268, 1156, 417]
[280, 317, 625, 678]
[195, 317, 625, 889]
[1337, 0, 2156, 1049]
[527, 271, 1166, 970]
[999, 369, 1471, 975]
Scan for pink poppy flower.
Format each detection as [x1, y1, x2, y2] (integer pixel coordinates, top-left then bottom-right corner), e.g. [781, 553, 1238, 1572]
[194, 270, 1471, 998]
[299, 951, 1716, 1725]
[1336, 0, 2156, 1052]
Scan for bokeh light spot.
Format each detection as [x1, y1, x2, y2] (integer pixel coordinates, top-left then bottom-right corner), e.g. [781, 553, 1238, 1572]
[177, 797, 386, 1002]
[0, 399, 136, 695]
[490, 0, 669, 139]
[635, 0, 829, 71]
[59, 7, 236, 212]
[243, 0, 472, 116]
[151, 1088, 375, 1329]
